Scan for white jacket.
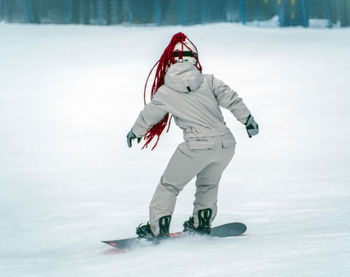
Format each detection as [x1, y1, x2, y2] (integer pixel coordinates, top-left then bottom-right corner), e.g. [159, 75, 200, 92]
[132, 62, 251, 140]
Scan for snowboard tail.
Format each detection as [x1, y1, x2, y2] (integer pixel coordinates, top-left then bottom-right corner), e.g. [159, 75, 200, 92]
[102, 222, 246, 250]
[210, 222, 246, 237]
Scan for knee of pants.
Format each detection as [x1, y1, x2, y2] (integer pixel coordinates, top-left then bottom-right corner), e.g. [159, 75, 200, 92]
[160, 176, 186, 196]
[149, 179, 181, 212]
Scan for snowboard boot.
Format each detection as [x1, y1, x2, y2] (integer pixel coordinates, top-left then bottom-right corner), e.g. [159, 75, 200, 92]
[183, 208, 212, 235]
[136, 215, 171, 241]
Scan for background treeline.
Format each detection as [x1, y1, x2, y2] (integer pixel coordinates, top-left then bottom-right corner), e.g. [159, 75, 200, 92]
[0, 0, 349, 27]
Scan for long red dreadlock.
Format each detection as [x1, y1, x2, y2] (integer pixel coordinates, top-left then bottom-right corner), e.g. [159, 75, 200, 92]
[142, 32, 202, 150]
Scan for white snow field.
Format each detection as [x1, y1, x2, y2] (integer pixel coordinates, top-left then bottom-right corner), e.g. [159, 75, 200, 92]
[0, 23, 349, 277]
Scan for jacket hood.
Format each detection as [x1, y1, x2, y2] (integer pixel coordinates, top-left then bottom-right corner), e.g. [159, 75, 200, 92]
[164, 62, 203, 93]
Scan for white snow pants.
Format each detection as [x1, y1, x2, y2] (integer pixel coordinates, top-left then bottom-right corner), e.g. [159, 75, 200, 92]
[149, 132, 236, 236]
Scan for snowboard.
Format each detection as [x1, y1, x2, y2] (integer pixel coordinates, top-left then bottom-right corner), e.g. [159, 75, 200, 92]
[102, 222, 246, 251]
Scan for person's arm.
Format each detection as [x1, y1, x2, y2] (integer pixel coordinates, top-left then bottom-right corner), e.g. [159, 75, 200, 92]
[127, 92, 168, 147]
[211, 75, 259, 137]
[211, 76, 250, 123]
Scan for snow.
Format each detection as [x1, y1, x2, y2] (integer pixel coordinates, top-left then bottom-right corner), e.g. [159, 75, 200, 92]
[0, 23, 350, 277]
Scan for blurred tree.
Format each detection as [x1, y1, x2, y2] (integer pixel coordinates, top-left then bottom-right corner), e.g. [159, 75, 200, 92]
[71, 0, 81, 24]
[82, 0, 91, 24]
[338, 0, 349, 26]
[2, 0, 14, 22]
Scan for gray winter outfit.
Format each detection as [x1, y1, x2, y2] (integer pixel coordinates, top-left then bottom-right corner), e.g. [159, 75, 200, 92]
[132, 62, 251, 236]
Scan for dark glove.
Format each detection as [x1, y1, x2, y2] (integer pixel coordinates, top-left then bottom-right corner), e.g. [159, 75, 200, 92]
[245, 115, 259, 138]
[126, 129, 141, 148]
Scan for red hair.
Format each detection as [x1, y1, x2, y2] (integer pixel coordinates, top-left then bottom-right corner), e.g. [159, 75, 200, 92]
[142, 32, 201, 150]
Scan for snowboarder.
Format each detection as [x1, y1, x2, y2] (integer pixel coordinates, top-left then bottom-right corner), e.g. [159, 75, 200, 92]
[126, 32, 259, 240]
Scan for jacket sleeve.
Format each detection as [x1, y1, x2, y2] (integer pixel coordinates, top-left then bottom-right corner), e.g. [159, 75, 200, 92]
[211, 75, 251, 124]
[131, 92, 168, 137]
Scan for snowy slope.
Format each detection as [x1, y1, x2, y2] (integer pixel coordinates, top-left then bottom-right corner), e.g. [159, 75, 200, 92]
[0, 23, 349, 277]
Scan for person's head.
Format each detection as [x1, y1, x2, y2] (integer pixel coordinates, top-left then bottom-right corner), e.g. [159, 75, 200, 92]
[142, 32, 201, 149]
[173, 35, 200, 67]
[145, 32, 202, 100]
[165, 32, 201, 70]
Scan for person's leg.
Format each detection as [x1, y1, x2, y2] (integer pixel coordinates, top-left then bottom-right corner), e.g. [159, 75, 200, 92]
[149, 143, 208, 235]
[192, 146, 235, 228]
